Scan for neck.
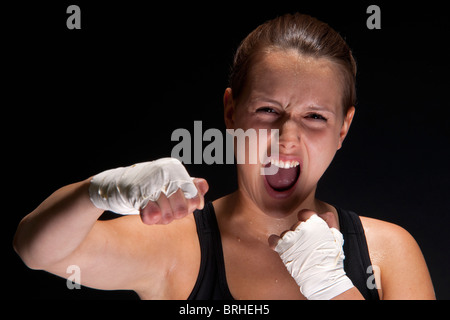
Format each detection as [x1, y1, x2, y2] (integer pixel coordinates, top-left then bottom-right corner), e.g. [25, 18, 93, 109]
[213, 188, 330, 243]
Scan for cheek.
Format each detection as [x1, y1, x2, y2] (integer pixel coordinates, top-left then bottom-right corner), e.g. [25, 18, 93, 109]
[305, 122, 342, 150]
[236, 162, 264, 200]
[303, 130, 340, 170]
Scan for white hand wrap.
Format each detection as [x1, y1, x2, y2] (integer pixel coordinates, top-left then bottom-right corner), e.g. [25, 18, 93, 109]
[274, 214, 354, 300]
[89, 158, 197, 215]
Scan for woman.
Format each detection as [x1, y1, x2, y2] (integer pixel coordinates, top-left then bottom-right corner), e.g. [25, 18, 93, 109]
[13, 13, 435, 300]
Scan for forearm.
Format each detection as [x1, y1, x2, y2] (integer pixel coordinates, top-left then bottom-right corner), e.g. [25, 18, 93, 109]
[13, 178, 104, 269]
[331, 286, 364, 300]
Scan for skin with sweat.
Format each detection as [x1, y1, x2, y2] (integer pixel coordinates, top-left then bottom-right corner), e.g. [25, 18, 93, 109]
[217, 49, 358, 298]
[13, 48, 435, 300]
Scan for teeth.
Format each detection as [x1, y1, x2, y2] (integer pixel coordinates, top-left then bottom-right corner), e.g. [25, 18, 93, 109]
[270, 158, 300, 169]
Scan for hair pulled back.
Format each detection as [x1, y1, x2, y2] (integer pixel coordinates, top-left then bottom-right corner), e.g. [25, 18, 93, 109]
[229, 13, 357, 113]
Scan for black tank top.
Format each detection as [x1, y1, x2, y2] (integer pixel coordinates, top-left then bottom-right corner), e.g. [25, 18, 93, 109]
[187, 202, 379, 300]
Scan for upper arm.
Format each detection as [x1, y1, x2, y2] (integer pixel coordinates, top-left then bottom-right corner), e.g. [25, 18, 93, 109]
[45, 215, 181, 294]
[362, 217, 435, 300]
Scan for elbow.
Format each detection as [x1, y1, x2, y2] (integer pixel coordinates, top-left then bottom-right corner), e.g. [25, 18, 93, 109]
[13, 219, 44, 270]
[13, 239, 43, 271]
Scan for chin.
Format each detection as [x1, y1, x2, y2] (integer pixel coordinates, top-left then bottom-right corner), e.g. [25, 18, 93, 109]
[260, 176, 316, 219]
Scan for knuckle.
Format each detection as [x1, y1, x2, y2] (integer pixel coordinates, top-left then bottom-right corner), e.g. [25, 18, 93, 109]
[142, 201, 159, 213]
[160, 213, 174, 225]
[290, 221, 302, 231]
[173, 205, 188, 219]
[297, 209, 316, 221]
[280, 230, 291, 239]
[140, 210, 161, 225]
[188, 195, 202, 210]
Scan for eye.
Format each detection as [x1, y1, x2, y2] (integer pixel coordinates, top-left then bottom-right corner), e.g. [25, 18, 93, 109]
[306, 113, 328, 122]
[256, 107, 278, 114]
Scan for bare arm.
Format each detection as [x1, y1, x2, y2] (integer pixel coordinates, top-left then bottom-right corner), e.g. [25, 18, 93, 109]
[13, 179, 187, 293]
[362, 217, 435, 300]
[13, 160, 208, 295]
[11, 179, 150, 290]
[13, 178, 103, 270]
[331, 287, 364, 300]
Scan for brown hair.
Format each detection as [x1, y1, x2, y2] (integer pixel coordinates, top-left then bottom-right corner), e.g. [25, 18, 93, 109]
[229, 13, 357, 114]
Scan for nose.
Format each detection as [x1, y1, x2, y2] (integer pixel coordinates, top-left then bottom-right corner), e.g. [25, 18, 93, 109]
[278, 119, 300, 151]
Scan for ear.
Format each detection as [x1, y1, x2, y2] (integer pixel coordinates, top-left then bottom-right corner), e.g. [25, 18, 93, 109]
[337, 106, 355, 150]
[223, 88, 236, 130]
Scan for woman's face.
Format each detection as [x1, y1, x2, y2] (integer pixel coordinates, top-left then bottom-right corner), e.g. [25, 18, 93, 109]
[224, 49, 355, 217]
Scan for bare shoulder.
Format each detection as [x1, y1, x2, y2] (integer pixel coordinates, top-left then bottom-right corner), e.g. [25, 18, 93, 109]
[359, 216, 435, 299]
[359, 216, 414, 255]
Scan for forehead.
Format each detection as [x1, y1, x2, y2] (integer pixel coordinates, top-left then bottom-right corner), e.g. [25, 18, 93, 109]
[244, 49, 344, 110]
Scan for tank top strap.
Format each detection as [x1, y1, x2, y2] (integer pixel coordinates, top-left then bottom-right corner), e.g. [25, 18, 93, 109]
[188, 202, 379, 300]
[187, 202, 234, 300]
[337, 207, 380, 300]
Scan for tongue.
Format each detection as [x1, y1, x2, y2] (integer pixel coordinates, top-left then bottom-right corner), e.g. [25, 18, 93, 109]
[265, 165, 300, 191]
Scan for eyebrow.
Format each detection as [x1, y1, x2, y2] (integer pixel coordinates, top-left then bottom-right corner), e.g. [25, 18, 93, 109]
[251, 95, 337, 115]
[304, 105, 336, 115]
[249, 96, 284, 108]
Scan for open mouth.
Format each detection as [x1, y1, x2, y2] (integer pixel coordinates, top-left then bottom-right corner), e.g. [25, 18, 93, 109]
[264, 158, 301, 194]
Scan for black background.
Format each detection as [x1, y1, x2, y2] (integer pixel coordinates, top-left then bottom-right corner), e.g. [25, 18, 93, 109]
[4, 1, 450, 300]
